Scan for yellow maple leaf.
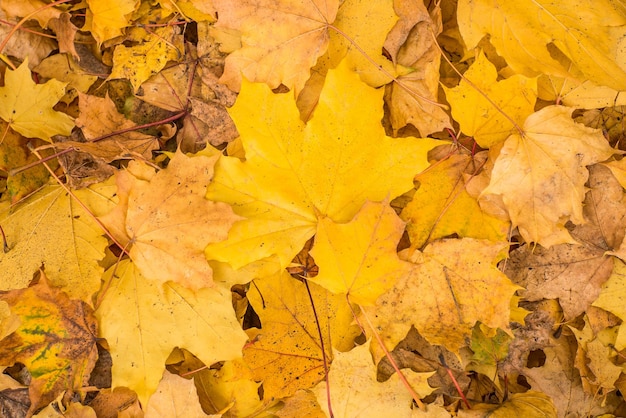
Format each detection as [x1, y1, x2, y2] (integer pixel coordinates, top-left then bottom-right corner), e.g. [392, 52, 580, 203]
[603, 158, 626, 190]
[537, 58, 626, 109]
[400, 154, 509, 249]
[1, 0, 62, 29]
[457, 0, 626, 90]
[570, 317, 622, 392]
[213, 0, 400, 92]
[276, 390, 326, 418]
[310, 201, 410, 305]
[0, 121, 51, 203]
[325, 0, 398, 87]
[504, 163, 623, 321]
[458, 392, 557, 418]
[109, 26, 183, 92]
[592, 261, 626, 351]
[0, 60, 74, 141]
[212, 0, 338, 92]
[95, 260, 247, 407]
[33, 55, 98, 105]
[0, 272, 98, 415]
[313, 341, 435, 418]
[444, 50, 537, 148]
[243, 270, 361, 400]
[296, 0, 401, 117]
[99, 151, 241, 289]
[85, 0, 139, 44]
[480, 106, 616, 247]
[0, 183, 112, 304]
[157, 0, 216, 22]
[145, 371, 213, 418]
[367, 238, 518, 353]
[205, 63, 440, 270]
[182, 357, 262, 417]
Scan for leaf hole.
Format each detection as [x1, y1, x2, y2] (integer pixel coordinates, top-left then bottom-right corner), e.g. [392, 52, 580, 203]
[526, 349, 546, 368]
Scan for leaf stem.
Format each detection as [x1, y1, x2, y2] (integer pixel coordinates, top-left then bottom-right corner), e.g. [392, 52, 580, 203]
[29, 147, 130, 261]
[347, 296, 426, 410]
[439, 354, 471, 409]
[10, 110, 187, 176]
[304, 279, 334, 418]
[0, 224, 9, 253]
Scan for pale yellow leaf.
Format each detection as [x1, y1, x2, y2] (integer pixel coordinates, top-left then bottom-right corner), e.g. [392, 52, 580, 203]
[457, 0, 626, 90]
[313, 341, 434, 418]
[96, 260, 247, 406]
[99, 151, 241, 289]
[0, 183, 111, 304]
[310, 201, 410, 305]
[145, 371, 214, 418]
[481, 106, 616, 247]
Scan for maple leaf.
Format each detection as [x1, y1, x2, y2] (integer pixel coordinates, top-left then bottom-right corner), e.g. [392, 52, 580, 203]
[324, 0, 398, 87]
[157, 0, 216, 22]
[275, 391, 326, 417]
[85, 0, 139, 44]
[295, 0, 401, 119]
[312, 341, 435, 418]
[176, 357, 262, 416]
[243, 270, 361, 400]
[0, 272, 98, 415]
[0, 60, 74, 141]
[537, 59, 626, 109]
[205, 63, 440, 270]
[367, 239, 518, 353]
[99, 151, 240, 289]
[88, 387, 142, 417]
[504, 164, 624, 320]
[33, 55, 99, 105]
[384, 0, 452, 137]
[95, 260, 247, 407]
[0, 121, 51, 202]
[49, 13, 80, 60]
[457, 0, 626, 90]
[62, 92, 159, 162]
[480, 106, 617, 247]
[592, 260, 626, 351]
[0, 9, 56, 67]
[570, 317, 622, 393]
[212, 0, 338, 92]
[109, 26, 183, 92]
[0, 183, 112, 304]
[604, 158, 626, 191]
[145, 371, 213, 418]
[1, 0, 62, 29]
[133, 44, 238, 151]
[400, 154, 509, 249]
[444, 50, 537, 148]
[310, 201, 410, 305]
[521, 342, 606, 416]
[467, 325, 512, 382]
[457, 392, 557, 418]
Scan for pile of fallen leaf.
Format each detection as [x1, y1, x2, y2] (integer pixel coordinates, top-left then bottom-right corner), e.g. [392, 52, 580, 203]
[1, 0, 626, 417]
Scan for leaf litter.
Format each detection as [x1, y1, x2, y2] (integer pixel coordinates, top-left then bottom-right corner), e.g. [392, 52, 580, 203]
[0, 0, 626, 416]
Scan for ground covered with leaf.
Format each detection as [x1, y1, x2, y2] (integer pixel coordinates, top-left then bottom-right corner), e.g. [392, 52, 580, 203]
[1, 0, 626, 417]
